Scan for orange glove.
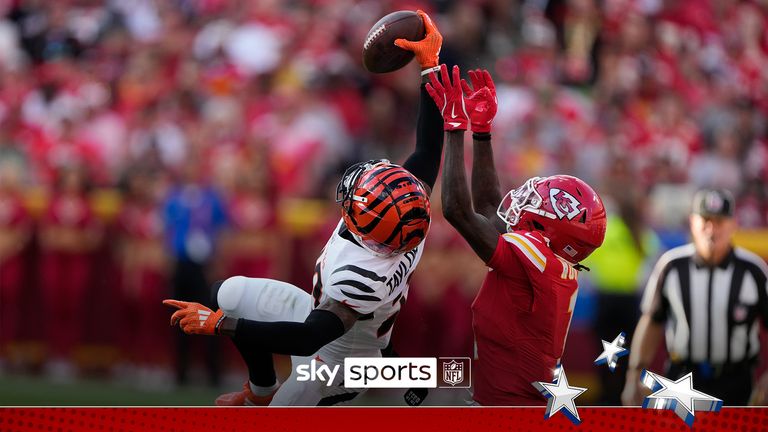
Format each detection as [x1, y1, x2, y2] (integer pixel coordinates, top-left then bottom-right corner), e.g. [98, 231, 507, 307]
[163, 299, 225, 336]
[394, 10, 442, 68]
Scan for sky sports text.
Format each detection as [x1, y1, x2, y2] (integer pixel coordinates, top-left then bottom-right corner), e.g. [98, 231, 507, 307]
[295, 357, 471, 388]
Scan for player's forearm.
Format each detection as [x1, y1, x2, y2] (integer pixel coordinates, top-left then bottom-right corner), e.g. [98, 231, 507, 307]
[441, 131, 474, 224]
[470, 133, 503, 220]
[627, 314, 665, 373]
[218, 309, 346, 357]
[402, 83, 444, 191]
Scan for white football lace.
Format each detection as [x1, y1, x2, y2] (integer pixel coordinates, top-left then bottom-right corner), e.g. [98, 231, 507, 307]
[364, 24, 387, 50]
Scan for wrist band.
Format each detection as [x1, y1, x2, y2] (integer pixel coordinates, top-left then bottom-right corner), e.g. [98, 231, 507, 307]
[473, 132, 492, 141]
[214, 315, 227, 335]
[420, 65, 440, 77]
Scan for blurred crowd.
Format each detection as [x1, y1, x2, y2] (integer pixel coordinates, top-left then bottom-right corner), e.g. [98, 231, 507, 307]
[0, 0, 767, 402]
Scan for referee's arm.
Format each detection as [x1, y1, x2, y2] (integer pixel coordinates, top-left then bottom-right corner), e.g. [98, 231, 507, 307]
[622, 315, 664, 406]
[621, 258, 669, 406]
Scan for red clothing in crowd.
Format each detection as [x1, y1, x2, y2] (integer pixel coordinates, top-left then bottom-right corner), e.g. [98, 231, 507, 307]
[117, 200, 171, 367]
[39, 193, 100, 358]
[0, 191, 31, 351]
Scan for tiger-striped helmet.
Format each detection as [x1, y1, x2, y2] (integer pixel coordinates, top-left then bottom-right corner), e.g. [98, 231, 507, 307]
[336, 159, 430, 256]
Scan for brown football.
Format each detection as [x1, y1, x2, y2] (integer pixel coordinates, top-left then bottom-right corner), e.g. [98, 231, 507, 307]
[362, 11, 425, 73]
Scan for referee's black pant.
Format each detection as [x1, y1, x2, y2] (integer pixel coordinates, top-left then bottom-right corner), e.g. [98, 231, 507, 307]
[667, 361, 754, 405]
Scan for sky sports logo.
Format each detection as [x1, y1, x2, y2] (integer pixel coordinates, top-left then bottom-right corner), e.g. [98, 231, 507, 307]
[295, 357, 471, 389]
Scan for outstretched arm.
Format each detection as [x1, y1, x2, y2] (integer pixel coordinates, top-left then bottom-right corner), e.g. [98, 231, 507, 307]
[460, 69, 504, 229]
[621, 314, 664, 406]
[163, 297, 359, 357]
[442, 130, 502, 263]
[398, 10, 444, 194]
[471, 137, 506, 233]
[426, 64, 500, 263]
[401, 81, 444, 194]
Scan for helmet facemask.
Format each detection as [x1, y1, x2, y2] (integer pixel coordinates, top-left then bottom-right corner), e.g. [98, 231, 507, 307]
[496, 176, 557, 231]
[349, 231, 400, 257]
[336, 159, 390, 208]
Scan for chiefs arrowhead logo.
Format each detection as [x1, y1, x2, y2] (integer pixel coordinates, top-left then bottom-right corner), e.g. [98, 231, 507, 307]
[549, 188, 583, 220]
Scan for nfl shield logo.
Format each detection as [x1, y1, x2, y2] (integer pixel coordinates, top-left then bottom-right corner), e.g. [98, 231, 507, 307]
[443, 360, 463, 386]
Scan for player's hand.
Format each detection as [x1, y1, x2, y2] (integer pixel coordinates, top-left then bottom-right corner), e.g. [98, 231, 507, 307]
[163, 299, 224, 336]
[426, 64, 469, 131]
[620, 370, 650, 406]
[460, 69, 498, 133]
[394, 10, 442, 69]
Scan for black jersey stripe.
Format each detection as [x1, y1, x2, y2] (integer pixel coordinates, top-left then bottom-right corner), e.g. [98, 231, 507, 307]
[726, 262, 746, 363]
[391, 291, 403, 306]
[340, 290, 381, 302]
[333, 279, 377, 293]
[358, 312, 374, 321]
[332, 265, 386, 283]
[674, 259, 692, 359]
[376, 311, 399, 337]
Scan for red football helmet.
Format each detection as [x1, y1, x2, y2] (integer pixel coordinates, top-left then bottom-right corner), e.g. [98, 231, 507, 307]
[497, 175, 606, 263]
[336, 159, 431, 256]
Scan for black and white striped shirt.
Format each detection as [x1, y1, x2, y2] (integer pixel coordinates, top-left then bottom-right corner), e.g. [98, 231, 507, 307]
[641, 244, 768, 365]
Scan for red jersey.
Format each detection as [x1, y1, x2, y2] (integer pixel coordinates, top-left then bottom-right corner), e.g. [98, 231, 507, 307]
[472, 230, 579, 406]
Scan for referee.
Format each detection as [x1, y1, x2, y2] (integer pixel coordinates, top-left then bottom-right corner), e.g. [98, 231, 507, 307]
[621, 189, 768, 406]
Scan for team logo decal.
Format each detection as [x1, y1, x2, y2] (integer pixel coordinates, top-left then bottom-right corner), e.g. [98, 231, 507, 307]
[549, 188, 583, 220]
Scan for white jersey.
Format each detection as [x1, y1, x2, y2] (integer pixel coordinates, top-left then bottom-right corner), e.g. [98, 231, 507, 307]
[311, 219, 423, 358]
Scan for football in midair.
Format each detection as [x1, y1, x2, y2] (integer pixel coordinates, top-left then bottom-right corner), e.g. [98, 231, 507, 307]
[362, 10, 425, 73]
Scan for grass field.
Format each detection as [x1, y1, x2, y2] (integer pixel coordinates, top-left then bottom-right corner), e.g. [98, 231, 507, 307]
[0, 374, 222, 406]
[0, 374, 473, 406]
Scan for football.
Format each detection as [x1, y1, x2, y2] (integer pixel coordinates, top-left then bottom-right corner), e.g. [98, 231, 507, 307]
[362, 10, 425, 73]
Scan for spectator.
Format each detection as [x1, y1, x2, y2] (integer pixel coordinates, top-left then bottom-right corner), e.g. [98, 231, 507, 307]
[39, 165, 102, 381]
[0, 144, 32, 371]
[162, 156, 227, 387]
[116, 167, 172, 388]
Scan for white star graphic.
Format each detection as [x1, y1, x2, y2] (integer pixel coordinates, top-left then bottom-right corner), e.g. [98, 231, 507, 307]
[594, 332, 629, 372]
[641, 370, 722, 427]
[532, 367, 587, 425]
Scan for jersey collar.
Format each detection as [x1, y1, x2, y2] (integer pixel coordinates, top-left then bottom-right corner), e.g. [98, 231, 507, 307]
[693, 246, 734, 270]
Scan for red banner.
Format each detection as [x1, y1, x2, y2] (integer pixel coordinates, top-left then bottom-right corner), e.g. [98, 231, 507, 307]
[0, 407, 766, 432]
